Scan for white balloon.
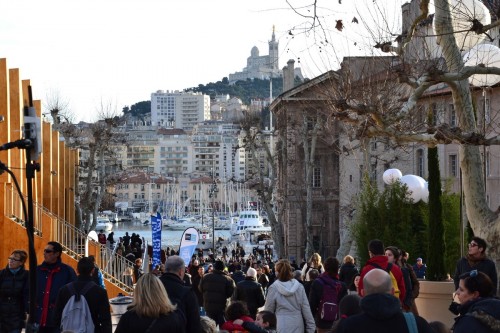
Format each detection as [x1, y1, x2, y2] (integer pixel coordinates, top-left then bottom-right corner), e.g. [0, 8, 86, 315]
[463, 43, 500, 87]
[400, 175, 425, 202]
[383, 169, 403, 185]
[431, 0, 491, 51]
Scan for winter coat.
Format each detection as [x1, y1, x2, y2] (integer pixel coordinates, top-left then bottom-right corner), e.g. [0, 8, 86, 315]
[53, 277, 112, 333]
[453, 297, 500, 333]
[232, 270, 245, 284]
[338, 263, 359, 290]
[35, 259, 77, 328]
[413, 263, 426, 279]
[221, 315, 254, 332]
[159, 272, 201, 333]
[233, 277, 266, 318]
[264, 279, 315, 333]
[336, 293, 434, 333]
[0, 265, 29, 332]
[308, 273, 347, 329]
[242, 321, 277, 333]
[199, 270, 235, 315]
[301, 263, 325, 282]
[115, 309, 185, 333]
[358, 255, 406, 304]
[453, 256, 498, 295]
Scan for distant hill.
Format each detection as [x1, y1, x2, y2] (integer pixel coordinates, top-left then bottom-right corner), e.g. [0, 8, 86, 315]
[122, 76, 304, 118]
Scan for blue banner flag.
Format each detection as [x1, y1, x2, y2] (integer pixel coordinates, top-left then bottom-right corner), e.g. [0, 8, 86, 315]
[179, 227, 199, 267]
[151, 212, 162, 268]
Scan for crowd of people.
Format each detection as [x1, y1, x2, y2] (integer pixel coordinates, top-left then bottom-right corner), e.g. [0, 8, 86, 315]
[0, 236, 499, 332]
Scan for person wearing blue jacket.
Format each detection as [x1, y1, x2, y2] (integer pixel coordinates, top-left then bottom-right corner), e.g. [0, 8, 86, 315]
[35, 241, 77, 333]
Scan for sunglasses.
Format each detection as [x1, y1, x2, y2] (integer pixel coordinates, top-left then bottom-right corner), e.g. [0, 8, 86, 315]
[44, 249, 55, 253]
[468, 242, 478, 247]
[8, 257, 22, 262]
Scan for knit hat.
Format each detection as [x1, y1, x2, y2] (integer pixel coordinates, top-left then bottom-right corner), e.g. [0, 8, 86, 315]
[214, 260, 225, 271]
[246, 267, 257, 279]
[339, 294, 362, 318]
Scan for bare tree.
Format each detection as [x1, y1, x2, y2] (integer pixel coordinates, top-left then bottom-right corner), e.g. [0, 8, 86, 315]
[286, 0, 500, 279]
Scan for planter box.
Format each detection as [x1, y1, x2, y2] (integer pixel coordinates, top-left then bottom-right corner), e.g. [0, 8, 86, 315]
[414, 280, 456, 328]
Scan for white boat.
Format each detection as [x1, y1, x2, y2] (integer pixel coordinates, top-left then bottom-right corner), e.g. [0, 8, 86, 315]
[230, 210, 266, 236]
[95, 216, 113, 232]
[164, 217, 202, 230]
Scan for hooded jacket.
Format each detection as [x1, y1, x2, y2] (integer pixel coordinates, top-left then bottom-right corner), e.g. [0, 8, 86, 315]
[358, 255, 406, 304]
[453, 297, 500, 333]
[233, 277, 265, 318]
[336, 293, 434, 333]
[264, 279, 315, 333]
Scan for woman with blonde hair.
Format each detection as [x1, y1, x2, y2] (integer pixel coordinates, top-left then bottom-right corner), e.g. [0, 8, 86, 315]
[265, 259, 315, 333]
[339, 255, 359, 292]
[301, 253, 325, 281]
[115, 273, 184, 333]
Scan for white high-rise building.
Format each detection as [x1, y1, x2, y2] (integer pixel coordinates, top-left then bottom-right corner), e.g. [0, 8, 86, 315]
[151, 90, 210, 132]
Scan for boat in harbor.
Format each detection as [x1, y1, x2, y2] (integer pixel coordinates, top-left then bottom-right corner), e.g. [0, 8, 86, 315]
[230, 210, 267, 236]
[163, 216, 202, 230]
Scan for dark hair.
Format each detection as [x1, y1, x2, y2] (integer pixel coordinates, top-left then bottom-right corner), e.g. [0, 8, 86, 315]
[308, 269, 320, 280]
[459, 270, 494, 297]
[48, 241, 63, 254]
[77, 257, 95, 276]
[214, 260, 225, 271]
[385, 246, 401, 260]
[368, 239, 384, 255]
[429, 321, 451, 333]
[225, 301, 249, 320]
[324, 257, 340, 276]
[258, 310, 277, 328]
[471, 237, 487, 253]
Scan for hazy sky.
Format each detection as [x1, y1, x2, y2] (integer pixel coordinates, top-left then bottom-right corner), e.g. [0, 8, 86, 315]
[1, 0, 404, 121]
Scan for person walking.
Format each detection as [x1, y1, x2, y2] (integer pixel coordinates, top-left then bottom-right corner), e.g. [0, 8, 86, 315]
[232, 267, 265, 319]
[115, 273, 185, 333]
[453, 237, 497, 295]
[54, 257, 112, 333]
[199, 260, 235, 326]
[309, 257, 347, 333]
[339, 255, 359, 292]
[358, 239, 406, 305]
[264, 259, 315, 333]
[35, 241, 77, 333]
[413, 257, 427, 279]
[0, 249, 29, 333]
[301, 253, 325, 282]
[336, 269, 434, 333]
[159, 255, 201, 333]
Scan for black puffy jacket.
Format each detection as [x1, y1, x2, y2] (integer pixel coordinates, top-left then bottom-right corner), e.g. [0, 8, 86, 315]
[199, 270, 235, 314]
[453, 297, 500, 333]
[0, 265, 29, 332]
[233, 277, 265, 318]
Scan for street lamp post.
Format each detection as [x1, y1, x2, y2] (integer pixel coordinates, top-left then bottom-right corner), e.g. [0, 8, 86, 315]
[208, 177, 218, 258]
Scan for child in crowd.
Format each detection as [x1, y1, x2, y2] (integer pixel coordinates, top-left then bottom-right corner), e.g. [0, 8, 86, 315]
[233, 310, 277, 333]
[200, 316, 217, 333]
[220, 301, 254, 332]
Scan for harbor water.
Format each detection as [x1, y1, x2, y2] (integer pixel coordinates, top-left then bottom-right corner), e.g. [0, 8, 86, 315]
[109, 219, 232, 249]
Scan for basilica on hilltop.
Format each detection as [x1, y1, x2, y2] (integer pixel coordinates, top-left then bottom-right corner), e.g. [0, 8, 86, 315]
[228, 27, 302, 84]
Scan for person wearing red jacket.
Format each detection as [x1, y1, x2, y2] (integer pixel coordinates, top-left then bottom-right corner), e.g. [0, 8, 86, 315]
[221, 301, 254, 332]
[358, 239, 406, 304]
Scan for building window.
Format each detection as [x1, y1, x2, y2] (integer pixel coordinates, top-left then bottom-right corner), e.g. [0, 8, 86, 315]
[370, 163, 377, 181]
[449, 154, 458, 177]
[431, 103, 438, 125]
[371, 140, 377, 151]
[449, 104, 457, 126]
[416, 149, 424, 177]
[312, 167, 321, 188]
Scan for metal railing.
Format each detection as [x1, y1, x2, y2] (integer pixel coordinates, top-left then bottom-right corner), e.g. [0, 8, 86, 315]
[3, 184, 134, 293]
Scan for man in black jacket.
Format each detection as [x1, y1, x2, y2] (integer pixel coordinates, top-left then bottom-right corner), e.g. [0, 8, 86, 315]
[336, 269, 433, 333]
[54, 257, 112, 333]
[199, 260, 235, 326]
[160, 255, 201, 333]
[232, 267, 265, 319]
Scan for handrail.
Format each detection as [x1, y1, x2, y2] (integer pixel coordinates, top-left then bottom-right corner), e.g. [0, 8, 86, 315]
[3, 184, 134, 293]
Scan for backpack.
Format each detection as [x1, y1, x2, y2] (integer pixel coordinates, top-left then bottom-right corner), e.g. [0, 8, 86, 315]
[369, 262, 400, 299]
[60, 282, 95, 333]
[316, 276, 342, 322]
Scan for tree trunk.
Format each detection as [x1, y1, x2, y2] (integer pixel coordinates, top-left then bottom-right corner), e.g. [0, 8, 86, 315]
[435, 0, 500, 291]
